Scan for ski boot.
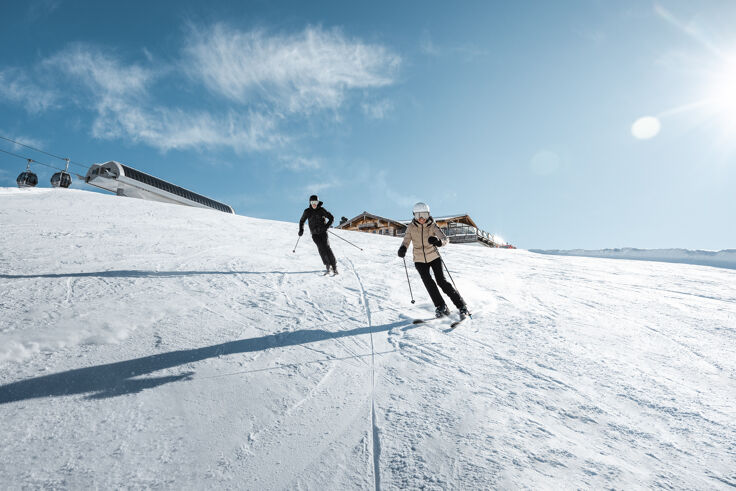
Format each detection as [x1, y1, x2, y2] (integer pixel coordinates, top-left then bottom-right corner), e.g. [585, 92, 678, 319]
[331, 264, 338, 275]
[435, 305, 450, 318]
[458, 306, 470, 319]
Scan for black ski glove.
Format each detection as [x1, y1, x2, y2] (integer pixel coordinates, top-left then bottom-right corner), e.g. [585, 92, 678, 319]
[298, 229, 304, 236]
[398, 245, 407, 258]
[428, 236, 441, 246]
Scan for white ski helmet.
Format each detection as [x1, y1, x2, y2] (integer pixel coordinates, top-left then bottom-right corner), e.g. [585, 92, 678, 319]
[412, 201, 429, 220]
[412, 202, 430, 215]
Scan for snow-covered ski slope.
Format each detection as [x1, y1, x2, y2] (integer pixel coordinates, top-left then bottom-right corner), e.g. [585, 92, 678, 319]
[1, 187, 735, 489]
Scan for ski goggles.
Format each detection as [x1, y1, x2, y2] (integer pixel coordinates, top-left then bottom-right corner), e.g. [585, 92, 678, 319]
[310, 200, 319, 206]
[413, 211, 430, 220]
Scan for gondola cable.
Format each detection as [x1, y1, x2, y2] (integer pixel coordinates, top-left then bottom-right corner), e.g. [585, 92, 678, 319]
[0, 147, 85, 179]
[0, 134, 89, 170]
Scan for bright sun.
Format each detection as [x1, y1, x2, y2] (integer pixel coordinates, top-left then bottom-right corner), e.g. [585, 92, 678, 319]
[632, 59, 736, 142]
[705, 60, 736, 132]
[635, 5, 736, 144]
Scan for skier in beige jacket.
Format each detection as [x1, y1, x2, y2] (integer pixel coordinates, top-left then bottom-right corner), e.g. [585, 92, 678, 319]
[398, 202, 469, 318]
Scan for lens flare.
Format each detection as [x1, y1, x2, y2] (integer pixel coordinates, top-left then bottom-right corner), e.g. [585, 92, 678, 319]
[631, 116, 661, 140]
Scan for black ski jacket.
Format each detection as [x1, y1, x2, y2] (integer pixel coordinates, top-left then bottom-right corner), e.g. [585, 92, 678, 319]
[299, 202, 334, 235]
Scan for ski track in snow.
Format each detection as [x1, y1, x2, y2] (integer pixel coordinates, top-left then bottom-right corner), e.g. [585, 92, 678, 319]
[1, 188, 735, 489]
[346, 257, 382, 491]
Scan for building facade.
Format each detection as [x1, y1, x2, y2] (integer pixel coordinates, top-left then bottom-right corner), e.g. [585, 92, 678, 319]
[337, 212, 406, 236]
[337, 211, 512, 248]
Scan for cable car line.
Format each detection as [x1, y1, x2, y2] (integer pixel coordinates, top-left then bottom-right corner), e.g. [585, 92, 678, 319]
[0, 147, 82, 177]
[0, 134, 89, 170]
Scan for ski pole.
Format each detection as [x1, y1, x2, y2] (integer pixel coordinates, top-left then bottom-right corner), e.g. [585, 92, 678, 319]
[438, 251, 471, 317]
[435, 247, 471, 317]
[292, 235, 301, 253]
[436, 250, 458, 290]
[328, 230, 363, 251]
[403, 257, 416, 304]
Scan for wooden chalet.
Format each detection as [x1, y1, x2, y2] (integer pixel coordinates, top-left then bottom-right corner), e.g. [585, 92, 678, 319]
[426, 214, 501, 247]
[337, 211, 407, 236]
[337, 211, 511, 248]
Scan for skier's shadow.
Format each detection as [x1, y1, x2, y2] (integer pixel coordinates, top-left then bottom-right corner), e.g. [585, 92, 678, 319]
[0, 320, 415, 404]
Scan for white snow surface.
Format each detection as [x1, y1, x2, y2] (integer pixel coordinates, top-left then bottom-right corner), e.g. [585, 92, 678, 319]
[1, 187, 735, 489]
[530, 247, 736, 270]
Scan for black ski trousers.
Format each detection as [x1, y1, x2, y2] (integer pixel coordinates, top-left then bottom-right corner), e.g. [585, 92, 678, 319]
[415, 258, 464, 309]
[312, 232, 337, 268]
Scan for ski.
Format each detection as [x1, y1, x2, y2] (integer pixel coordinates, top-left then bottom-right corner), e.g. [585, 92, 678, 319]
[447, 316, 468, 330]
[411, 316, 453, 326]
[412, 314, 470, 331]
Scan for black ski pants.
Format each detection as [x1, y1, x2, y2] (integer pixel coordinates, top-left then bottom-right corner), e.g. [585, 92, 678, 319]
[312, 232, 336, 268]
[415, 258, 465, 309]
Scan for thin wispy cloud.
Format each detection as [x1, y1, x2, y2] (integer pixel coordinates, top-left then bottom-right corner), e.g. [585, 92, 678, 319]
[183, 24, 400, 113]
[0, 69, 59, 114]
[419, 34, 442, 57]
[575, 27, 606, 45]
[419, 30, 486, 62]
[375, 170, 417, 208]
[44, 44, 154, 98]
[91, 102, 285, 152]
[0, 24, 400, 158]
[361, 99, 393, 120]
[1, 44, 286, 154]
[304, 178, 341, 195]
[0, 131, 46, 152]
[279, 155, 322, 171]
[25, 0, 61, 21]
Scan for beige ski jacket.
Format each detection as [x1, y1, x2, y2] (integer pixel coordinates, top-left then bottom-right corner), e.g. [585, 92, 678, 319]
[401, 217, 449, 263]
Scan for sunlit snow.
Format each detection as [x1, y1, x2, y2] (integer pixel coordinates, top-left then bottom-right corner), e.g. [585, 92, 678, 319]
[1, 187, 734, 488]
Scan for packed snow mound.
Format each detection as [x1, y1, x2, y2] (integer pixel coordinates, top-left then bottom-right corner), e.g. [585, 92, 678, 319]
[530, 247, 736, 270]
[1, 187, 735, 489]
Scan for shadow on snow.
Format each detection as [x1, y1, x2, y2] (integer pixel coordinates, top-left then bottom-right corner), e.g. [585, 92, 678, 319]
[0, 270, 324, 279]
[0, 320, 414, 404]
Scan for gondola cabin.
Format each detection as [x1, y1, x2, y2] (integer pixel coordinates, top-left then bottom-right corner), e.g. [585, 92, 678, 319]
[50, 171, 72, 188]
[84, 161, 234, 214]
[16, 164, 38, 188]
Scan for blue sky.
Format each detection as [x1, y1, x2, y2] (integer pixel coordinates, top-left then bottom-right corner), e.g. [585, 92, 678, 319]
[1, 0, 735, 250]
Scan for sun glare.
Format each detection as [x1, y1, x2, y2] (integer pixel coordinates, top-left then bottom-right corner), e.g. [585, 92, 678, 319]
[704, 60, 736, 133]
[649, 5, 736, 147]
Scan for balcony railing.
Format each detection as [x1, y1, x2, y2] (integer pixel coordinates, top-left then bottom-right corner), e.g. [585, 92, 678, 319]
[396, 222, 506, 247]
[441, 223, 503, 247]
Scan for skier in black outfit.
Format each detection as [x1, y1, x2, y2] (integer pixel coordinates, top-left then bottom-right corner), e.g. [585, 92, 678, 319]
[299, 195, 338, 275]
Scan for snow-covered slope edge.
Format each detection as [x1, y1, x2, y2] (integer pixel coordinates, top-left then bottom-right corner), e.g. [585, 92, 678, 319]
[1, 187, 735, 489]
[530, 247, 736, 270]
